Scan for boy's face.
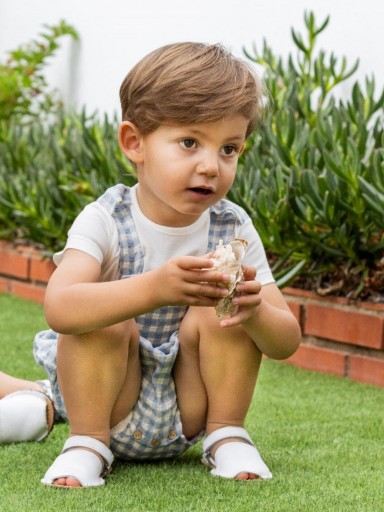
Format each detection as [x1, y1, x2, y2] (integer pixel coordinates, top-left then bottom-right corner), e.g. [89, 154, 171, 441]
[122, 115, 248, 227]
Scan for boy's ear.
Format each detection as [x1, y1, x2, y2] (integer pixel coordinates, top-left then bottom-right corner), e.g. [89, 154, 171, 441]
[118, 121, 144, 163]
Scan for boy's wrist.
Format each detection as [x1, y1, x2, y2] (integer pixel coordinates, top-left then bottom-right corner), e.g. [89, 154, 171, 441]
[241, 298, 263, 328]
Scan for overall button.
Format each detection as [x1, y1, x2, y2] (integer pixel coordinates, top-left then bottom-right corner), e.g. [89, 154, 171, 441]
[151, 438, 161, 447]
[168, 430, 177, 440]
[133, 430, 142, 440]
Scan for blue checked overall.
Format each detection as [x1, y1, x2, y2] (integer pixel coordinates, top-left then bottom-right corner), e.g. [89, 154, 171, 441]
[33, 184, 250, 460]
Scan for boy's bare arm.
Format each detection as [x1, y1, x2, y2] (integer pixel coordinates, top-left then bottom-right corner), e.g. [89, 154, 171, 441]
[219, 266, 301, 360]
[44, 249, 230, 335]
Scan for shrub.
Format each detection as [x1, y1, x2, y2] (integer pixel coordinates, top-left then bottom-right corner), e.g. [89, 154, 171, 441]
[227, 11, 384, 300]
[0, 20, 78, 123]
[0, 110, 135, 252]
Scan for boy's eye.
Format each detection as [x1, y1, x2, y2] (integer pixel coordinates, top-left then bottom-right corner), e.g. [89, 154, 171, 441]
[180, 138, 197, 149]
[221, 145, 237, 156]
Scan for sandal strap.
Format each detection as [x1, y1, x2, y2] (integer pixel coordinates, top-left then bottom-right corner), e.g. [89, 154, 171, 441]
[203, 427, 254, 464]
[63, 435, 114, 469]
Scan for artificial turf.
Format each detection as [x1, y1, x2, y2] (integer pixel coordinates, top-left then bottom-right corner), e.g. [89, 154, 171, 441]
[0, 293, 383, 512]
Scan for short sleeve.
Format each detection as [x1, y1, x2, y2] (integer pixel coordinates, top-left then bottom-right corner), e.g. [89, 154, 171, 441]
[236, 219, 275, 286]
[53, 202, 118, 268]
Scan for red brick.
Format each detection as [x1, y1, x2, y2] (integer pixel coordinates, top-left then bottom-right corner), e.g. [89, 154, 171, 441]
[30, 256, 55, 283]
[0, 276, 10, 293]
[11, 281, 46, 304]
[305, 304, 384, 349]
[349, 355, 384, 387]
[0, 249, 29, 279]
[15, 244, 39, 255]
[284, 344, 347, 377]
[287, 301, 302, 326]
[283, 287, 384, 313]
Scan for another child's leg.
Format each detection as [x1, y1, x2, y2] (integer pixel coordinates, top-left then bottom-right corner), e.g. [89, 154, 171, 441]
[0, 371, 55, 442]
[175, 306, 270, 480]
[44, 319, 141, 487]
[0, 371, 47, 398]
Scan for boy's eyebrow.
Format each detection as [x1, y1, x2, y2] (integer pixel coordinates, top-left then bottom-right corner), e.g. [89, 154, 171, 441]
[182, 127, 245, 142]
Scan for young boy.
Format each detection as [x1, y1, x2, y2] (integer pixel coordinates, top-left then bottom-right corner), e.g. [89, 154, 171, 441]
[0, 42, 301, 487]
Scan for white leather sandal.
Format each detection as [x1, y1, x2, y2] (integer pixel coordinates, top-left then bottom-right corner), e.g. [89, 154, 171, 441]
[41, 435, 114, 488]
[0, 390, 51, 443]
[202, 426, 272, 479]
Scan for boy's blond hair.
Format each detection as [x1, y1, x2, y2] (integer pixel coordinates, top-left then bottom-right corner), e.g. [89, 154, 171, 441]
[120, 42, 264, 137]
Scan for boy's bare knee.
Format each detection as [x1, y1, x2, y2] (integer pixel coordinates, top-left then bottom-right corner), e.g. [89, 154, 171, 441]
[179, 306, 218, 344]
[104, 319, 139, 346]
[61, 319, 138, 347]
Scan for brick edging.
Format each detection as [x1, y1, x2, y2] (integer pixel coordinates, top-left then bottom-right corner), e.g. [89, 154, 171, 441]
[1, 240, 383, 387]
[283, 288, 384, 387]
[0, 241, 54, 303]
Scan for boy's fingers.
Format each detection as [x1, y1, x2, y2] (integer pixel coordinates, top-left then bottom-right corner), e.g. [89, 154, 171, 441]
[241, 265, 256, 281]
[187, 282, 228, 298]
[191, 270, 229, 284]
[220, 308, 254, 327]
[178, 256, 213, 270]
[236, 280, 262, 294]
[232, 294, 262, 307]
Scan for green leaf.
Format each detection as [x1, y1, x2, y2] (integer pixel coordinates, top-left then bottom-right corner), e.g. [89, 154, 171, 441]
[314, 15, 330, 36]
[358, 176, 384, 216]
[276, 259, 307, 288]
[291, 28, 308, 54]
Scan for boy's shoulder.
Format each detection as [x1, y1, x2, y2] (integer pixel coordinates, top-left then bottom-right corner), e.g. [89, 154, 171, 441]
[210, 197, 250, 224]
[96, 184, 132, 214]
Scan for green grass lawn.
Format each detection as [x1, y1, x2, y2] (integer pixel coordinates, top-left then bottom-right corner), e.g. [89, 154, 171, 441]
[0, 293, 383, 512]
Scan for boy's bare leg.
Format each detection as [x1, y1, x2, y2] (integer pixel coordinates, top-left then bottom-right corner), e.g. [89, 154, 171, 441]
[175, 306, 262, 480]
[53, 319, 141, 487]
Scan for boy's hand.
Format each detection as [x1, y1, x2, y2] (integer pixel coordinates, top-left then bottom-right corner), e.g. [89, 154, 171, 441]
[219, 264, 262, 328]
[153, 255, 230, 307]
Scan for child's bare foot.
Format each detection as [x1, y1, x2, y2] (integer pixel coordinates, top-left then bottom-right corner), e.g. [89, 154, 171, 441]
[53, 476, 82, 487]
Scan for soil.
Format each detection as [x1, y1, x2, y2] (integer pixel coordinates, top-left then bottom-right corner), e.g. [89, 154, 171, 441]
[289, 258, 384, 304]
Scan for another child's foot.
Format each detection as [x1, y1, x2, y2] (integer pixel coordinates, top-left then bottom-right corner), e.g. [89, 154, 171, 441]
[0, 388, 54, 443]
[202, 426, 272, 480]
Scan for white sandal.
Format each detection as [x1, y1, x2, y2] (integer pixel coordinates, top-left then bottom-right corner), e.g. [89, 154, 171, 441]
[202, 426, 272, 479]
[0, 390, 51, 443]
[41, 435, 114, 488]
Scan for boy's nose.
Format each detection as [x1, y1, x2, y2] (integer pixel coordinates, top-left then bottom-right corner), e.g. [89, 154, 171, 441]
[196, 153, 219, 176]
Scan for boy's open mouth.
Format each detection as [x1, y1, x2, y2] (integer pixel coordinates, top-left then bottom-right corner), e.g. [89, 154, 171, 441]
[188, 187, 214, 196]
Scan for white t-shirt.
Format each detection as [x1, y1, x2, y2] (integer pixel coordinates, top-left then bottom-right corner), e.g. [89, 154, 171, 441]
[54, 184, 275, 286]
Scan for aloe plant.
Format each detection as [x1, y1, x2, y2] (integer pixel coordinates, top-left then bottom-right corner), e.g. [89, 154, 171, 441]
[228, 11, 384, 298]
[0, 110, 136, 252]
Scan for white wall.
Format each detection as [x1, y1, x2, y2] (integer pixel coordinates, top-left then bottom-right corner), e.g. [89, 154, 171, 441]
[1, 0, 383, 118]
